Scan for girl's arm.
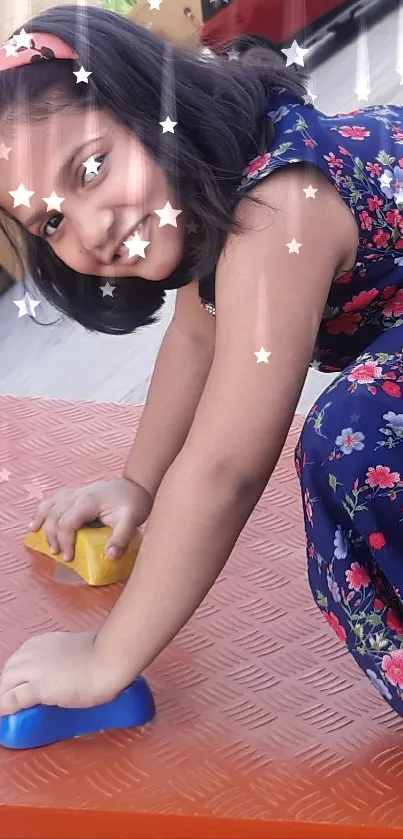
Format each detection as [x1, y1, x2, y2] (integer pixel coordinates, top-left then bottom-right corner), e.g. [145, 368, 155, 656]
[95, 163, 358, 683]
[123, 280, 216, 503]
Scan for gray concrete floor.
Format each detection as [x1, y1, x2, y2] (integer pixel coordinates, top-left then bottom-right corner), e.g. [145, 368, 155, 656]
[0, 4, 402, 415]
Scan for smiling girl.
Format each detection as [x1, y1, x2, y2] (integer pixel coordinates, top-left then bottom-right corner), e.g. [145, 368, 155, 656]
[0, 4, 403, 718]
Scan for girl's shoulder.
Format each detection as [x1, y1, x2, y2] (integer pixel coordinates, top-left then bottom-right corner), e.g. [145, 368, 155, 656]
[238, 92, 403, 196]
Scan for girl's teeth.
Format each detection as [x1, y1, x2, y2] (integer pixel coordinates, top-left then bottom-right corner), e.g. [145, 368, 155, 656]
[117, 221, 144, 257]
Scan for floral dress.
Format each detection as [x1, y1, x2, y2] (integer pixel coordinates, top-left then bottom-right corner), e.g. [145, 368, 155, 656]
[200, 89, 403, 714]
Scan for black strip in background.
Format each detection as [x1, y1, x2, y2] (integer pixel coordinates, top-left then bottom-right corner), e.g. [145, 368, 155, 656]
[200, 0, 399, 68]
[201, 0, 234, 24]
[200, 0, 397, 40]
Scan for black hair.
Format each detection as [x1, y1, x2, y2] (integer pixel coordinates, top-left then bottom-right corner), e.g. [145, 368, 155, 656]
[0, 5, 309, 334]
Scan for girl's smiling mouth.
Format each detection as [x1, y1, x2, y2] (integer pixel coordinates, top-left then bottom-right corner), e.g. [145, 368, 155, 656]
[113, 216, 151, 265]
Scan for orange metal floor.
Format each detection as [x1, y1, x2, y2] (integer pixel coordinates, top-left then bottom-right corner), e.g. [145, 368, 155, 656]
[1, 395, 403, 839]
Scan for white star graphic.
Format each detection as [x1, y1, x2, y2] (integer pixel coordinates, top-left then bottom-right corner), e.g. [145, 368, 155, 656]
[281, 40, 309, 68]
[0, 469, 11, 483]
[186, 220, 199, 235]
[13, 28, 32, 50]
[254, 347, 271, 364]
[287, 239, 302, 254]
[73, 66, 92, 84]
[123, 231, 150, 259]
[155, 201, 182, 227]
[9, 182, 35, 208]
[227, 47, 240, 62]
[2, 42, 19, 58]
[83, 156, 102, 176]
[303, 89, 317, 105]
[0, 142, 11, 160]
[148, 0, 162, 8]
[13, 294, 41, 318]
[303, 185, 318, 199]
[379, 172, 393, 189]
[101, 281, 116, 298]
[160, 116, 177, 134]
[43, 190, 64, 212]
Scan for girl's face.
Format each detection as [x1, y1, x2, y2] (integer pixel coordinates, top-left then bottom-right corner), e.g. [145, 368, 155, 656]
[0, 106, 186, 280]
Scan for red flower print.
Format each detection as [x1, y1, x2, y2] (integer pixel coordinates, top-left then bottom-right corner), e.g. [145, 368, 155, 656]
[343, 289, 378, 312]
[366, 466, 400, 489]
[373, 229, 391, 248]
[246, 152, 271, 177]
[334, 269, 353, 285]
[396, 239, 403, 250]
[338, 145, 353, 157]
[359, 210, 373, 232]
[304, 489, 313, 525]
[348, 360, 382, 384]
[381, 381, 402, 398]
[340, 109, 363, 117]
[386, 609, 403, 634]
[374, 597, 386, 610]
[386, 209, 403, 228]
[345, 561, 370, 590]
[326, 312, 361, 335]
[324, 151, 343, 169]
[367, 195, 383, 211]
[303, 138, 317, 149]
[369, 531, 388, 550]
[381, 285, 398, 300]
[383, 289, 403, 316]
[323, 611, 347, 643]
[382, 649, 403, 687]
[366, 163, 383, 178]
[338, 125, 371, 140]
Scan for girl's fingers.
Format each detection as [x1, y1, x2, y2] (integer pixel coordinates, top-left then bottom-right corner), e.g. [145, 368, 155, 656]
[57, 500, 100, 561]
[43, 513, 62, 555]
[29, 498, 55, 531]
[106, 511, 136, 558]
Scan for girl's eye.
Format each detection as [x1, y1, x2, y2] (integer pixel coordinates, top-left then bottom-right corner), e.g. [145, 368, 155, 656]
[41, 154, 107, 239]
[81, 154, 107, 187]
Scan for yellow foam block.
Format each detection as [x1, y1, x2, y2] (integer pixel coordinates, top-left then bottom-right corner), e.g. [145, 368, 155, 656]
[24, 523, 142, 586]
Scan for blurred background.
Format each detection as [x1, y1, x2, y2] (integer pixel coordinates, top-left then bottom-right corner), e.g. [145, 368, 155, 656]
[0, 0, 401, 413]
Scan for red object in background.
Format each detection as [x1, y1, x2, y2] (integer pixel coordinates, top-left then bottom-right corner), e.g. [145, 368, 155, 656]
[201, 0, 350, 47]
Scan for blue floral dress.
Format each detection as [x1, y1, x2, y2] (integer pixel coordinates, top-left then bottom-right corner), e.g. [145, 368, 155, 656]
[200, 89, 403, 714]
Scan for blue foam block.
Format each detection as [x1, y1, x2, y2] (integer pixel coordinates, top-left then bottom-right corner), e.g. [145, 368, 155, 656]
[0, 676, 156, 749]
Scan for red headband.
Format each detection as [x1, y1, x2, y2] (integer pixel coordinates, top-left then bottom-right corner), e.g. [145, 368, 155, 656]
[0, 29, 79, 71]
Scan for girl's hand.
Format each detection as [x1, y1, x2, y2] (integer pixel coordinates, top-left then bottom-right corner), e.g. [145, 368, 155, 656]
[28, 477, 153, 562]
[0, 632, 128, 715]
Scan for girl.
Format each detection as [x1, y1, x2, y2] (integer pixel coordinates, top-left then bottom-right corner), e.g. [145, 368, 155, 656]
[0, 3, 402, 719]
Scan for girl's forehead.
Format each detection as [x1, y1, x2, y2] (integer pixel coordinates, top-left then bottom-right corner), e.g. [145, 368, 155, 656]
[2, 109, 118, 160]
[7, 105, 113, 138]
